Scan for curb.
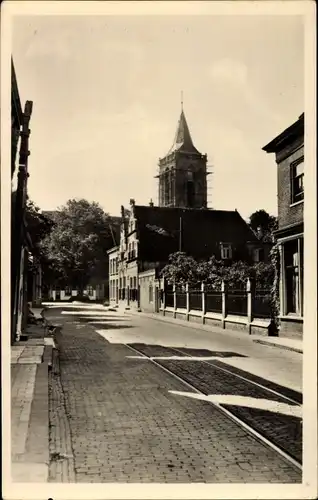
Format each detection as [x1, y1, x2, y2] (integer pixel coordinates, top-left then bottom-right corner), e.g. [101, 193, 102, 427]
[252, 338, 303, 354]
[123, 309, 303, 354]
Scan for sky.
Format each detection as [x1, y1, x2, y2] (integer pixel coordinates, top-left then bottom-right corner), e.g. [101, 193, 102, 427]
[12, 13, 304, 220]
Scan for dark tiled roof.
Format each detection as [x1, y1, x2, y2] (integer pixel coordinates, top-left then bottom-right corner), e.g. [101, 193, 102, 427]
[134, 205, 257, 262]
[263, 113, 304, 153]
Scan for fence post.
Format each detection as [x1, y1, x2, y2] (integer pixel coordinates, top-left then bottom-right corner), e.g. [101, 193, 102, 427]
[221, 281, 226, 329]
[247, 278, 253, 334]
[173, 283, 177, 318]
[162, 279, 166, 316]
[201, 282, 206, 324]
[186, 283, 190, 321]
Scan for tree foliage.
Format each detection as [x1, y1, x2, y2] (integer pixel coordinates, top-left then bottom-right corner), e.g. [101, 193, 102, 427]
[248, 209, 278, 243]
[25, 199, 54, 249]
[160, 252, 200, 286]
[161, 252, 275, 290]
[40, 199, 116, 290]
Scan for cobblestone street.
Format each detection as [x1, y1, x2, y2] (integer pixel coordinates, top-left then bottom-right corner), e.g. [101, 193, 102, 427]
[45, 304, 302, 483]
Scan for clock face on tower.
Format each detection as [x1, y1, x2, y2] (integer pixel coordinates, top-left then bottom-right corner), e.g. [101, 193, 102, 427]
[186, 170, 193, 180]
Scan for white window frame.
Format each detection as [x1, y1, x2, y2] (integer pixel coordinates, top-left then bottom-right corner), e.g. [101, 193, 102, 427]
[220, 243, 232, 260]
[290, 157, 304, 204]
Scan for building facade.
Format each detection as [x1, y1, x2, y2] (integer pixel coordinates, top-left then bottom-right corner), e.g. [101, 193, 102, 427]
[108, 199, 261, 313]
[157, 107, 208, 209]
[263, 113, 304, 338]
[11, 59, 39, 343]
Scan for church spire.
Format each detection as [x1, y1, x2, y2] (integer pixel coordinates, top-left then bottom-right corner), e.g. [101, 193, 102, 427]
[167, 105, 200, 155]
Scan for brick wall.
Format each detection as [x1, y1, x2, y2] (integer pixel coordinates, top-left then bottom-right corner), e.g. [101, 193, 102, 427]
[276, 140, 304, 230]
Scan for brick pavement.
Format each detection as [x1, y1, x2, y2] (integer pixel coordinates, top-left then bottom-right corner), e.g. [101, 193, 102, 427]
[108, 310, 302, 393]
[51, 313, 301, 483]
[11, 323, 54, 483]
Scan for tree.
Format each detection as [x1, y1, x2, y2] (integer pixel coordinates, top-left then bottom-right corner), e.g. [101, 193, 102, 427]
[40, 199, 115, 293]
[25, 199, 54, 248]
[160, 252, 200, 286]
[248, 209, 278, 243]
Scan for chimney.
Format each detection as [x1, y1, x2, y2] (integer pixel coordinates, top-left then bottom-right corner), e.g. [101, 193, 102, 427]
[129, 198, 135, 207]
[149, 199, 154, 207]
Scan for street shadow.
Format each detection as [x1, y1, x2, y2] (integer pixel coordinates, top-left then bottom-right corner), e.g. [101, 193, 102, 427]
[127, 343, 247, 358]
[90, 323, 134, 330]
[174, 348, 247, 358]
[73, 315, 126, 322]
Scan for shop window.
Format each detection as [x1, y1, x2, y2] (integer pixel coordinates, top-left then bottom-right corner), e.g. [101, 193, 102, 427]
[291, 157, 304, 203]
[284, 239, 301, 314]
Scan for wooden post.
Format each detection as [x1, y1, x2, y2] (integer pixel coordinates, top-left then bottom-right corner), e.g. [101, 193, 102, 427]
[201, 282, 206, 324]
[247, 278, 253, 334]
[137, 284, 141, 309]
[221, 280, 226, 329]
[186, 283, 190, 321]
[173, 283, 177, 318]
[162, 279, 166, 316]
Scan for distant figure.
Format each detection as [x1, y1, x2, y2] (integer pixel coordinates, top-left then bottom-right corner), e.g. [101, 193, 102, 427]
[268, 319, 279, 337]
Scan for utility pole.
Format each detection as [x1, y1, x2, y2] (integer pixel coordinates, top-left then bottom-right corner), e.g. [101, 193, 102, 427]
[179, 216, 182, 252]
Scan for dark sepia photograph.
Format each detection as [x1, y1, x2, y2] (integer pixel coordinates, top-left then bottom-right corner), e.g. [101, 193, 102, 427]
[2, 1, 317, 499]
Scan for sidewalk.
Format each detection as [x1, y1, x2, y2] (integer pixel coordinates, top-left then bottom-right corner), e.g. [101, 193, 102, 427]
[11, 311, 56, 483]
[117, 308, 303, 355]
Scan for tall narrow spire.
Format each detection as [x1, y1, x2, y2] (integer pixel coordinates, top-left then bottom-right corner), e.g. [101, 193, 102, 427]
[167, 106, 200, 155]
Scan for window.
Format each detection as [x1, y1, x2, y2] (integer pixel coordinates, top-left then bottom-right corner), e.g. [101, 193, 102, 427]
[149, 283, 153, 303]
[87, 285, 94, 297]
[291, 157, 304, 203]
[254, 248, 264, 263]
[220, 243, 232, 260]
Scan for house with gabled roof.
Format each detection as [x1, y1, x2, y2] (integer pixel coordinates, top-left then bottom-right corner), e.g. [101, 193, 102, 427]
[108, 198, 261, 312]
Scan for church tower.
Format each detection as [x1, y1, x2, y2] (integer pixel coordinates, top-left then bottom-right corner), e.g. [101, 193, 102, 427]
[157, 105, 208, 208]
